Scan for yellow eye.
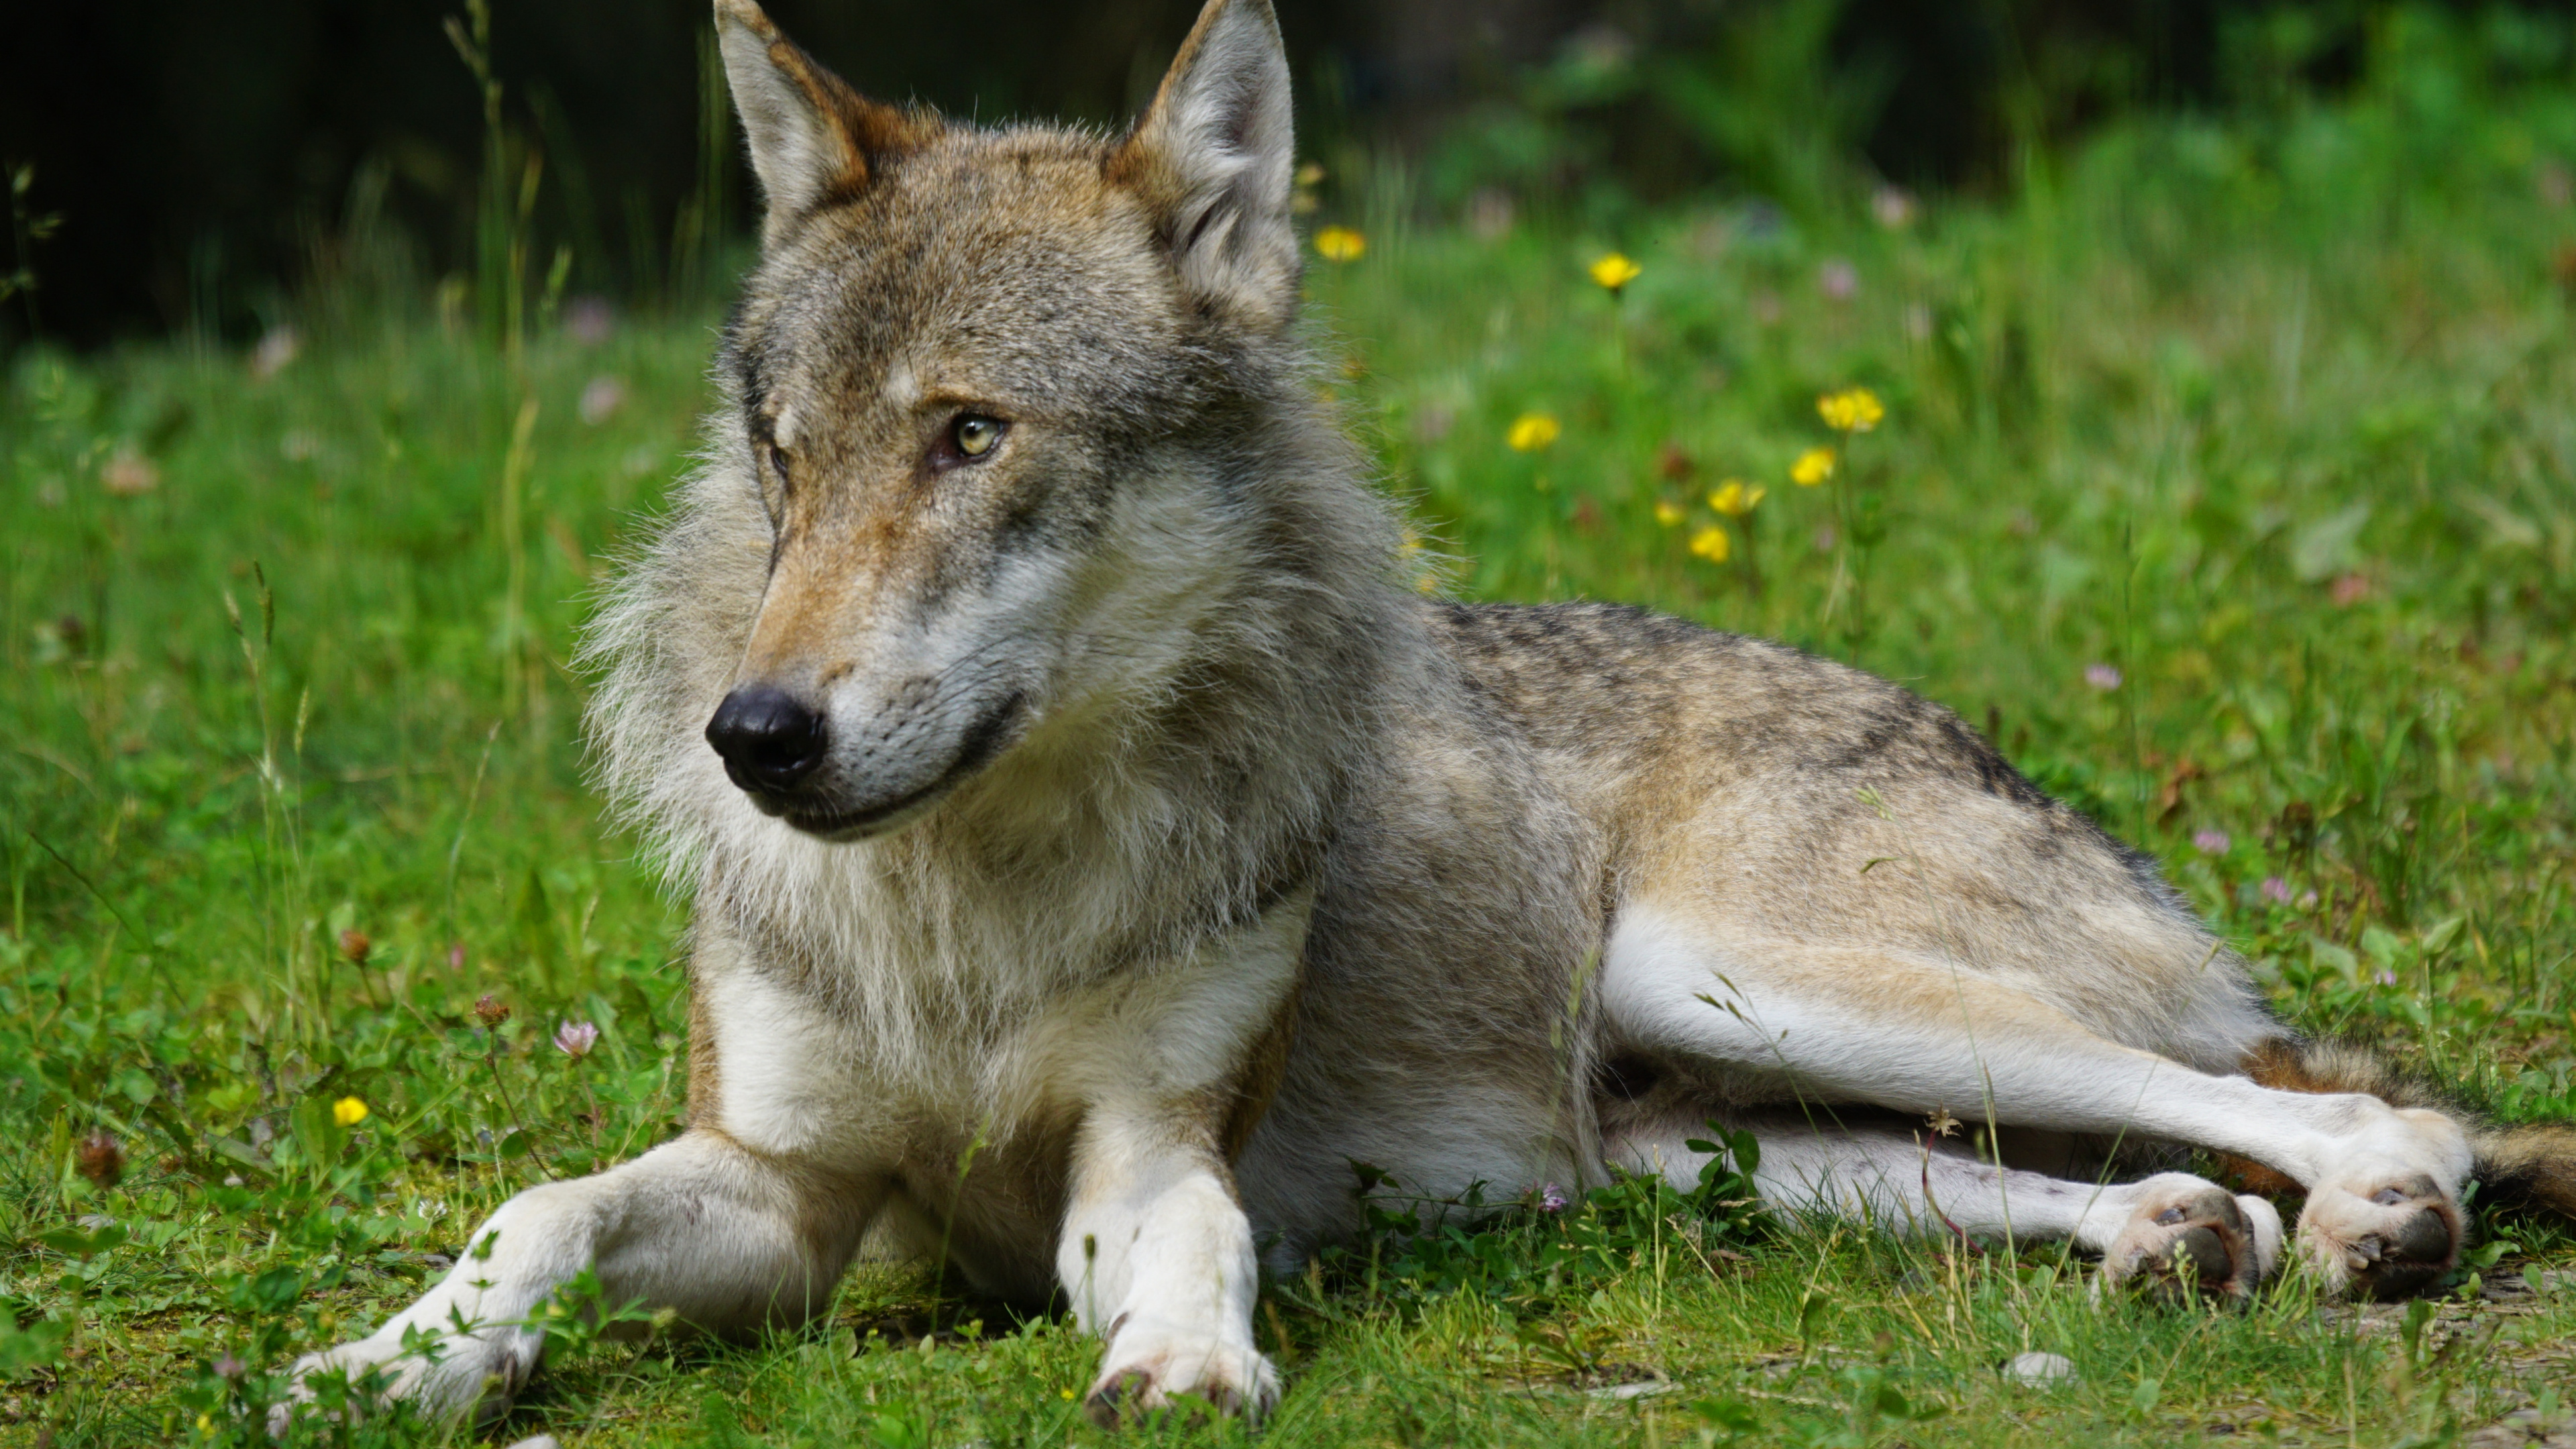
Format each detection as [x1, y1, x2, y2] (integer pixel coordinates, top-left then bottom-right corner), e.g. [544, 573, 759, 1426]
[953, 414, 1004, 458]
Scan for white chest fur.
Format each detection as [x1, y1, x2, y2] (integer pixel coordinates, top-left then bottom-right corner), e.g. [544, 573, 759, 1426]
[696, 886, 1312, 1167]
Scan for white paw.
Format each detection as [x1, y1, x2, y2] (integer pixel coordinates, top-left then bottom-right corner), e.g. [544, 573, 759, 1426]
[2098, 1173, 2282, 1303]
[266, 1325, 533, 1435]
[2298, 1165, 2461, 1301]
[1083, 1315, 1280, 1427]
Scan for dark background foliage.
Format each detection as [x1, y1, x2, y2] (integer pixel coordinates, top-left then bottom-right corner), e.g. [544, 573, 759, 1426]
[0, 0, 2559, 345]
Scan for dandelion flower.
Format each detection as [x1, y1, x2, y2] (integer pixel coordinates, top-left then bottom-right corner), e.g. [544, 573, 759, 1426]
[1817, 387, 1886, 433]
[1790, 447, 1835, 486]
[1707, 480, 1766, 517]
[1314, 225, 1365, 262]
[2084, 663, 2122, 691]
[2193, 828, 2231, 855]
[1589, 252, 1642, 294]
[1653, 499, 1686, 527]
[554, 1020, 600, 1060]
[1506, 413, 1561, 452]
[1688, 525, 1732, 563]
[333, 1097, 369, 1128]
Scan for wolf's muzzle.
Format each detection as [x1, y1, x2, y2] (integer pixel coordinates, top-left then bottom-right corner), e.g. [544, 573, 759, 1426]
[705, 685, 828, 794]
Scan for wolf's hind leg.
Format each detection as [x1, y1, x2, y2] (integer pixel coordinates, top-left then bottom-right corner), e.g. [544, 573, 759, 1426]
[1599, 908, 2471, 1299]
[1607, 1114, 2282, 1299]
[277, 1130, 877, 1429]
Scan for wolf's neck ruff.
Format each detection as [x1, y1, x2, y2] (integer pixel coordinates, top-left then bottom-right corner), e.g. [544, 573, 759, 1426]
[596, 363, 1410, 1012]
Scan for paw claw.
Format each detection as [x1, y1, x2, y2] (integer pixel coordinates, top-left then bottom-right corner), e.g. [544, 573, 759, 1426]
[1084, 1371, 1151, 1430]
[1084, 1323, 1279, 1427]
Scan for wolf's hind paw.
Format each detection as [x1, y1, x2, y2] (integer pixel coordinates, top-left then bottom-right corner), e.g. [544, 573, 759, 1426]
[2099, 1175, 2281, 1303]
[2298, 1169, 2459, 1301]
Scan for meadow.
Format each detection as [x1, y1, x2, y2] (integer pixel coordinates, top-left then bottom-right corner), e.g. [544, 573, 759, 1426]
[7, 11, 2576, 1444]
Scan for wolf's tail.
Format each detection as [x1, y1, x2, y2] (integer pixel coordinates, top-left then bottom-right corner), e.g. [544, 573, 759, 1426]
[2241, 1036, 2576, 1216]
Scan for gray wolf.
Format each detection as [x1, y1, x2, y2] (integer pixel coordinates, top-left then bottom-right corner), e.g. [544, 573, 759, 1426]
[285, 0, 2576, 1427]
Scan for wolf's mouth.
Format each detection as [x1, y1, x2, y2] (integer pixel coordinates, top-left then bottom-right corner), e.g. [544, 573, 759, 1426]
[768, 692, 1026, 841]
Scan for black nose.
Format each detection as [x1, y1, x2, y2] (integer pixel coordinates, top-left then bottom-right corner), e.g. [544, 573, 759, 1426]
[705, 686, 828, 794]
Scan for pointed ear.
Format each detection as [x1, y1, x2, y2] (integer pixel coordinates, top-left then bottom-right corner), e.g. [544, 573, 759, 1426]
[1110, 0, 1299, 331]
[713, 0, 928, 243]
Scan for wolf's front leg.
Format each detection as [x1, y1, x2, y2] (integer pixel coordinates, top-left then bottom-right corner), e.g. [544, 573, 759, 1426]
[1059, 1103, 1276, 1426]
[278, 1130, 877, 1429]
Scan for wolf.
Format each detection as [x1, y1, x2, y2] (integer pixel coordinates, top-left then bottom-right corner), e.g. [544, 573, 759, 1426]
[285, 0, 2576, 1428]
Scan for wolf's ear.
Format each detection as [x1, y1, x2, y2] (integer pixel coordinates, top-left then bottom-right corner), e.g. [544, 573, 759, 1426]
[1110, 0, 1299, 331]
[714, 0, 926, 243]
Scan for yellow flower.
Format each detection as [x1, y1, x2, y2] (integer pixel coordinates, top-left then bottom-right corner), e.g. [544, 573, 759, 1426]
[1589, 252, 1642, 293]
[1791, 447, 1836, 486]
[1653, 499, 1686, 527]
[1817, 386, 1886, 433]
[1506, 413, 1561, 452]
[1314, 225, 1365, 262]
[1708, 480, 1766, 517]
[1688, 525, 1732, 562]
[332, 1096, 369, 1127]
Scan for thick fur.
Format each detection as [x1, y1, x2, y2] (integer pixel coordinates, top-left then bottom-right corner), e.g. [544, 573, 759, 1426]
[280, 0, 2576, 1430]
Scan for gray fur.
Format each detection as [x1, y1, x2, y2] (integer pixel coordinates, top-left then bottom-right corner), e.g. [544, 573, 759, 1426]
[283, 0, 2544, 1428]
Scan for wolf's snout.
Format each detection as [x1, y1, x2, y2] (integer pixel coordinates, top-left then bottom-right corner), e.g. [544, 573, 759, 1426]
[706, 686, 828, 794]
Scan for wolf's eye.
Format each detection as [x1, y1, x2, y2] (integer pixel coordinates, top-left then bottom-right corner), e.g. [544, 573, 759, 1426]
[951, 415, 1004, 459]
[766, 442, 792, 483]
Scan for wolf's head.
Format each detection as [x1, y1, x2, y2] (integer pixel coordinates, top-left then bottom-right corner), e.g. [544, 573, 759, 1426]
[696, 0, 1322, 842]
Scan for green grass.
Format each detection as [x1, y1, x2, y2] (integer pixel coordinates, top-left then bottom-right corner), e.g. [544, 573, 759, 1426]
[9, 19, 2576, 1446]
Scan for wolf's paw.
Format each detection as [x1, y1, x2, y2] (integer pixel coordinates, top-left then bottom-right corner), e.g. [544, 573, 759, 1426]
[1083, 1316, 1279, 1428]
[2099, 1174, 2282, 1304]
[265, 1329, 529, 1436]
[2297, 1168, 2461, 1301]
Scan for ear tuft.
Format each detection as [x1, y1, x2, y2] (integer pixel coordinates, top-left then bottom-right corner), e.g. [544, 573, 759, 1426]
[714, 0, 928, 243]
[1111, 0, 1299, 330]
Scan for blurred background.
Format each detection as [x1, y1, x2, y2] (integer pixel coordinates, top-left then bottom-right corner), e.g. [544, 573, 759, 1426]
[9, 0, 2571, 347]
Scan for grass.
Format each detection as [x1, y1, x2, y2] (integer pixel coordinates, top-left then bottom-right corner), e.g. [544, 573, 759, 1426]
[7, 14, 2576, 1445]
